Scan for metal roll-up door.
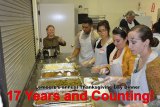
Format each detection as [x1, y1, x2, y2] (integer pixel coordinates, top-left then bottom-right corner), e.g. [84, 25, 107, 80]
[0, 0, 35, 106]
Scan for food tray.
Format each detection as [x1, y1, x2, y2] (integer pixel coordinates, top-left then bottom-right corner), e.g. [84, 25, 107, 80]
[33, 89, 93, 107]
[42, 63, 77, 70]
[37, 77, 84, 89]
[41, 70, 80, 78]
[33, 101, 95, 107]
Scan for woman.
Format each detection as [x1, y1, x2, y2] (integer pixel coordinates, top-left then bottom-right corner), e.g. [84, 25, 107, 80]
[108, 27, 136, 78]
[90, 20, 115, 70]
[95, 27, 136, 78]
[43, 25, 66, 51]
[104, 25, 160, 106]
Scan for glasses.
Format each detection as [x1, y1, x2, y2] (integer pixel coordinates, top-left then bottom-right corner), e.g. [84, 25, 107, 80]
[98, 29, 107, 33]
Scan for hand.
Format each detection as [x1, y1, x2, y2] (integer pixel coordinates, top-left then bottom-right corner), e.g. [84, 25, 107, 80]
[125, 102, 148, 107]
[81, 60, 91, 67]
[99, 68, 109, 75]
[103, 76, 126, 86]
[58, 37, 65, 43]
[91, 66, 101, 73]
[66, 56, 75, 62]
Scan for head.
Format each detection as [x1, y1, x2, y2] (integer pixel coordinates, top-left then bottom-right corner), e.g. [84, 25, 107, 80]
[97, 20, 110, 39]
[112, 27, 128, 50]
[125, 10, 136, 23]
[81, 17, 93, 34]
[152, 18, 160, 33]
[46, 25, 55, 38]
[128, 25, 159, 55]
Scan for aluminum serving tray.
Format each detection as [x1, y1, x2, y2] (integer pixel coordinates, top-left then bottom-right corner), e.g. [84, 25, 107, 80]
[33, 89, 94, 107]
[40, 69, 80, 78]
[37, 77, 84, 90]
[42, 63, 77, 71]
[33, 101, 94, 107]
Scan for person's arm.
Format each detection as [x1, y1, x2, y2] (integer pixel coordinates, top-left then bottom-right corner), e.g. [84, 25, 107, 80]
[120, 19, 129, 28]
[71, 48, 80, 58]
[43, 38, 48, 49]
[122, 48, 136, 79]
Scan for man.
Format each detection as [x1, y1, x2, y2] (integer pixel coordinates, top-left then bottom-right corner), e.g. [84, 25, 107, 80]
[69, 17, 99, 65]
[119, 10, 140, 32]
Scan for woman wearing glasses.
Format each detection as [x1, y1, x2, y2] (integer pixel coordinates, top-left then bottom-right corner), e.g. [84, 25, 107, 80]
[95, 27, 136, 78]
[90, 20, 115, 72]
[104, 25, 160, 106]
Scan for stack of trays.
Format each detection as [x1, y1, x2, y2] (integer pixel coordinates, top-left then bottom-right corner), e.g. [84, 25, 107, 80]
[34, 63, 95, 107]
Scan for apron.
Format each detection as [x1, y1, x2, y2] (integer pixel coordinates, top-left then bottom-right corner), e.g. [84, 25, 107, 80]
[109, 47, 125, 76]
[79, 31, 94, 63]
[94, 38, 109, 66]
[130, 51, 158, 103]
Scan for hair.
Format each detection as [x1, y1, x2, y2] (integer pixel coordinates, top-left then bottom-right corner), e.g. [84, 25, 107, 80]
[152, 18, 160, 33]
[112, 27, 128, 40]
[125, 10, 136, 17]
[81, 17, 93, 25]
[46, 25, 55, 31]
[97, 20, 110, 35]
[130, 25, 159, 47]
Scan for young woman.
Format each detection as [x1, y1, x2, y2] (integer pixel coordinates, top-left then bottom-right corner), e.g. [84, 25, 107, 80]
[94, 27, 136, 79]
[108, 27, 136, 78]
[91, 20, 115, 71]
[104, 25, 160, 106]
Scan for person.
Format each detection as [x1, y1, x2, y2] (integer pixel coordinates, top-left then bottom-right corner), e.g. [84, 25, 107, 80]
[91, 20, 114, 67]
[93, 27, 136, 78]
[68, 17, 99, 65]
[152, 18, 160, 55]
[104, 25, 160, 106]
[43, 25, 66, 51]
[119, 10, 140, 32]
[108, 27, 136, 77]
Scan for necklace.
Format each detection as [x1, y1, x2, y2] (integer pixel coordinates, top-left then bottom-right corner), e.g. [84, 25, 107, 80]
[134, 53, 150, 73]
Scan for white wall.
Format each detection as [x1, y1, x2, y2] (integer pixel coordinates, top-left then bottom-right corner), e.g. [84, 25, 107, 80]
[38, 0, 160, 31]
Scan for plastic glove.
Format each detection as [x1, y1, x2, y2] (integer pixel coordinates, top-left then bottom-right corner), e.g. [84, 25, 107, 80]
[99, 68, 110, 75]
[103, 76, 126, 86]
[66, 56, 75, 62]
[91, 66, 101, 73]
[125, 102, 148, 107]
[81, 60, 91, 67]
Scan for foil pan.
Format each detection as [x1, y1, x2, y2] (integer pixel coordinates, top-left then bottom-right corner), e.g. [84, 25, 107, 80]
[33, 101, 94, 107]
[37, 77, 84, 90]
[42, 63, 77, 71]
[41, 70, 80, 78]
[33, 89, 93, 107]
